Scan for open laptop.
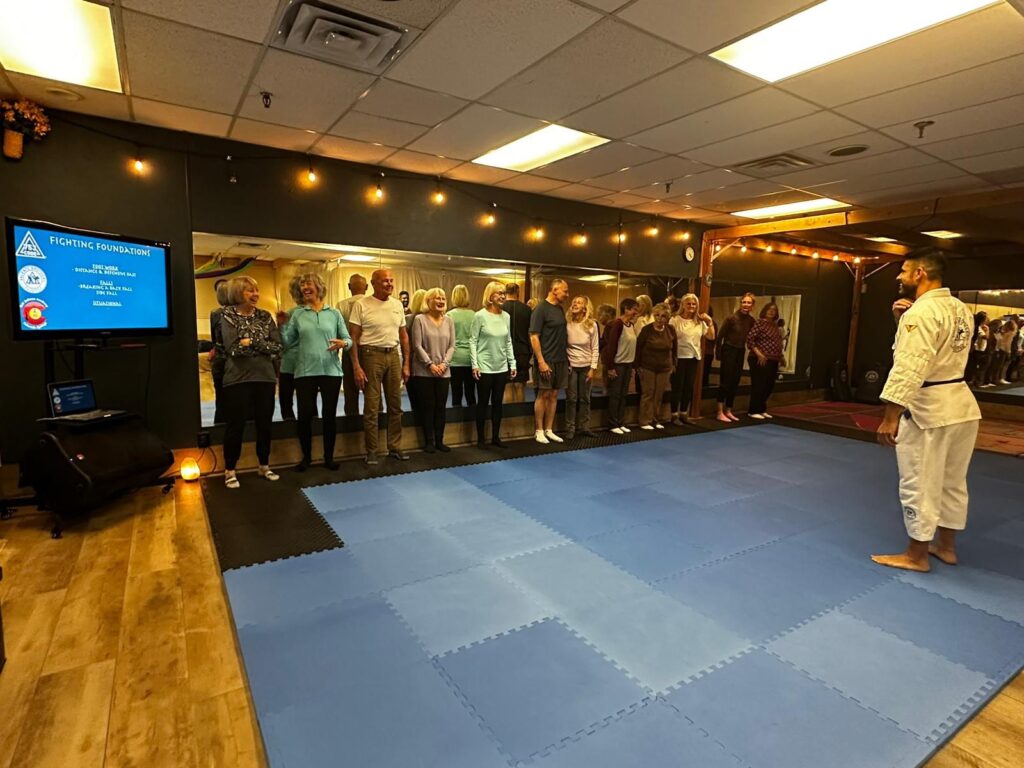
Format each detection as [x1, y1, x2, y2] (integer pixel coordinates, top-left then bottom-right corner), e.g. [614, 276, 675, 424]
[46, 379, 127, 423]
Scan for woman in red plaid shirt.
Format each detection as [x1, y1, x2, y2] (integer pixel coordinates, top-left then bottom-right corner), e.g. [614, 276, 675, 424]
[746, 302, 785, 420]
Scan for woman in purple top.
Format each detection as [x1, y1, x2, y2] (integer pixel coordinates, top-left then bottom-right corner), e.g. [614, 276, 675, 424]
[746, 302, 785, 419]
[409, 288, 456, 453]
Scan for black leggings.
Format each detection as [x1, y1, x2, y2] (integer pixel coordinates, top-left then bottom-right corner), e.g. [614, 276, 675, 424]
[223, 382, 275, 470]
[717, 344, 745, 408]
[476, 372, 508, 441]
[450, 366, 476, 406]
[279, 372, 297, 419]
[670, 358, 699, 413]
[748, 358, 780, 414]
[409, 376, 451, 447]
[295, 376, 342, 462]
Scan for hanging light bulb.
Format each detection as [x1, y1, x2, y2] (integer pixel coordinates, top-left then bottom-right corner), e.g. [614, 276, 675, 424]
[304, 156, 318, 184]
[481, 204, 497, 226]
[853, 256, 862, 264]
[832, 254, 840, 261]
[812, 251, 820, 259]
[681, 231, 691, 241]
[645, 224, 659, 238]
[765, 245, 773, 253]
[431, 178, 445, 205]
[714, 243, 722, 253]
[528, 225, 545, 242]
[740, 243, 748, 253]
[572, 226, 588, 246]
[616, 232, 627, 244]
[790, 248, 797, 255]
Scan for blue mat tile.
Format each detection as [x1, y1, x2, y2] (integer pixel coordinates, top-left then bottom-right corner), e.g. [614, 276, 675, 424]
[651, 507, 786, 559]
[665, 650, 924, 768]
[955, 537, 1024, 580]
[786, 517, 913, 568]
[842, 581, 1024, 678]
[260, 661, 510, 768]
[529, 700, 746, 768]
[570, 593, 752, 693]
[648, 468, 788, 507]
[516, 498, 638, 541]
[387, 565, 549, 657]
[442, 512, 566, 562]
[450, 459, 539, 485]
[346, 527, 477, 589]
[383, 469, 477, 498]
[703, 494, 826, 537]
[582, 524, 715, 582]
[768, 611, 990, 740]
[588, 485, 687, 519]
[322, 501, 429, 544]
[303, 477, 404, 513]
[657, 539, 891, 641]
[897, 567, 1024, 627]
[438, 619, 646, 763]
[742, 451, 856, 480]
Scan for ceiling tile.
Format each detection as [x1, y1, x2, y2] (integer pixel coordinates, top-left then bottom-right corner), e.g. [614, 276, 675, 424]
[843, 176, 992, 206]
[589, 191, 652, 208]
[829, 162, 969, 197]
[881, 93, 1024, 146]
[546, 183, 612, 200]
[563, 57, 761, 139]
[836, 53, 1024, 129]
[382, 150, 462, 175]
[443, 163, 518, 184]
[229, 118, 318, 152]
[330, 111, 428, 147]
[6, 73, 130, 121]
[770, 148, 937, 188]
[483, 18, 688, 120]
[237, 50, 375, 132]
[331, 0, 457, 28]
[627, 200, 682, 214]
[683, 111, 863, 167]
[681, 179, 795, 208]
[665, 168, 753, 198]
[354, 80, 467, 126]
[132, 97, 231, 136]
[122, 0, 279, 43]
[407, 105, 543, 160]
[617, 0, 810, 53]
[534, 142, 664, 183]
[123, 12, 261, 113]
[793, 130, 907, 166]
[779, 4, 1024, 107]
[923, 124, 1024, 161]
[702, 188, 839, 214]
[589, 156, 710, 191]
[629, 88, 817, 154]
[952, 147, 1024, 175]
[385, 0, 600, 99]
[312, 136, 398, 165]
[495, 175, 569, 193]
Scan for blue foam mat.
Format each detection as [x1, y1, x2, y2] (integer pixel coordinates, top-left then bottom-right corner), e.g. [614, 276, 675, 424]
[222, 426, 1024, 768]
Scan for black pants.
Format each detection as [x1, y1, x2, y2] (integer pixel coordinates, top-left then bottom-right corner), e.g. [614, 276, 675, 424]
[450, 366, 476, 406]
[223, 381, 275, 470]
[476, 372, 508, 441]
[606, 363, 632, 428]
[279, 372, 296, 419]
[211, 357, 226, 424]
[295, 376, 342, 463]
[670, 358, 699, 413]
[342, 352, 360, 417]
[717, 344, 745, 408]
[748, 357, 780, 414]
[702, 348, 714, 390]
[409, 376, 450, 447]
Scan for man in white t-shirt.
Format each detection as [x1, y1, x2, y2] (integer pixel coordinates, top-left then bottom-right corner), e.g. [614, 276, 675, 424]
[336, 273, 367, 417]
[348, 269, 410, 465]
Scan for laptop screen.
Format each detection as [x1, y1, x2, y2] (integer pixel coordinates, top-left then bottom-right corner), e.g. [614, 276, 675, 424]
[48, 380, 97, 416]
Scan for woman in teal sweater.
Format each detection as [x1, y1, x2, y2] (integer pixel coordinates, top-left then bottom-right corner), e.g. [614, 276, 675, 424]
[281, 273, 351, 471]
[470, 280, 516, 447]
[448, 284, 477, 407]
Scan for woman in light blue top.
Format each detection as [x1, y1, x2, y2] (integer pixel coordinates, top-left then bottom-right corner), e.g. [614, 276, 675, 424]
[470, 280, 516, 448]
[277, 276, 303, 420]
[448, 284, 477, 407]
[281, 272, 351, 471]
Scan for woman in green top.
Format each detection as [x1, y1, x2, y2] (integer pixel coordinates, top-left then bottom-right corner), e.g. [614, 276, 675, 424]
[277, 276, 303, 420]
[281, 272, 352, 471]
[470, 281, 517, 447]
[448, 284, 477, 407]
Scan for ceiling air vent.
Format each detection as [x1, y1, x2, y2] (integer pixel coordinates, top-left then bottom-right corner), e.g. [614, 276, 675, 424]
[274, 1, 419, 74]
[734, 153, 815, 173]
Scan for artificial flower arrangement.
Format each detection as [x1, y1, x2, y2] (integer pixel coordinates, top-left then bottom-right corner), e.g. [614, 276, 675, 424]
[2, 99, 51, 159]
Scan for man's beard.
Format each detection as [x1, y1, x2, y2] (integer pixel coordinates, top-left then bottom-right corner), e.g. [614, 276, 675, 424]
[897, 280, 914, 297]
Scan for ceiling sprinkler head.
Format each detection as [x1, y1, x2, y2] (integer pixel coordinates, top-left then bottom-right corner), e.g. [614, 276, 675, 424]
[260, 91, 273, 109]
[913, 120, 935, 139]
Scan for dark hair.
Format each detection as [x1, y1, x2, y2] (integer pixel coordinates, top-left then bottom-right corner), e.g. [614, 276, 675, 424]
[760, 302, 779, 319]
[505, 283, 520, 297]
[619, 297, 639, 313]
[905, 248, 946, 281]
[214, 278, 228, 290]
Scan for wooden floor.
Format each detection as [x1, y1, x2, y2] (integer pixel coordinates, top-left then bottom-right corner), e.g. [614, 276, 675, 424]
[0, 483, 1021, 768]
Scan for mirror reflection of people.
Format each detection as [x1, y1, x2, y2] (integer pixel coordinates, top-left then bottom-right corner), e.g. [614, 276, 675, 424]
[716, 293, 756, 422]
[447, 285, 477, 408]
[218, 276, 282, 489]
[281, 272, 351, 471]
[503, 283, 533, 403]
[399, 290, 411, 315]
[409, 288, 455, 453]
[208, 279, 230, 424]
[336, 273, 368, 417]
[564, 295, 599, 439]
[470, 281, 516, 447]
[702, 305, 717, 391]
[277, 276, 304, 420]
[405, 289, 427, 330]
[669, 294, 715, 425]
[530, 278, 569, 445]
[746, 302, 784, 420]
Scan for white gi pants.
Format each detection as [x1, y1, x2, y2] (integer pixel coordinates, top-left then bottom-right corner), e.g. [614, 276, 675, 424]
[895, 415, 979, 541]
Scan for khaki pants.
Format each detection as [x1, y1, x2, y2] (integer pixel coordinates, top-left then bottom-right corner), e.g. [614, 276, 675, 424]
[362, 348, 403, 456]
[638, 368, 670, 426]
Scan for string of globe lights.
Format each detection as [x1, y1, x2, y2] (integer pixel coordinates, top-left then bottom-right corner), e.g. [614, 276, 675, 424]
[710, 238, 889, 269]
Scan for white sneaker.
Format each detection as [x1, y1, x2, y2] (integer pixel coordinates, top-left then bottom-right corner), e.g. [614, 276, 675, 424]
[654, 422, 665, 430]
[641, 424, 655, 430]
[225, 472, 240, 489]
[545, 430, 564, 443]
[750, 413, 766, 420]
[1000, 379, 1011, 385]
[763, 413, 773, 419]
[259, 466, 280, 481]
[535, 430, 550, 444]
[611, 427, 625, 435]
[620, 426, 631, 433]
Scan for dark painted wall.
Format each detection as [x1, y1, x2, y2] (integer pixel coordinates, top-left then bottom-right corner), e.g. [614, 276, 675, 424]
[0, 113, 702, 459]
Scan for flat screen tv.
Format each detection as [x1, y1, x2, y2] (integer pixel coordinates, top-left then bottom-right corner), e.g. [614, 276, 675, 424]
[5, 217, 172, 340]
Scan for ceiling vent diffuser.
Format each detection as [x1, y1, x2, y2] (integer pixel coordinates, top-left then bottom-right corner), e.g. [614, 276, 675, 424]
[274, 1, 420, 74]
[734, 153, 815, 173]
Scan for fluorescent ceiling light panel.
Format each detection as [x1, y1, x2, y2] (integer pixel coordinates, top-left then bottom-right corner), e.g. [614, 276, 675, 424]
[478, 268, 515, 275]
[709, 0, 999, 82]
[340, 254, 378, 262]
[0, 0, 122, 92]
[579, 274, 617, 282]
[473, 125, 609, 172]
[863, 236, 898, 243]
[922, 230, 963, 239]
[731, 197, 851, 219]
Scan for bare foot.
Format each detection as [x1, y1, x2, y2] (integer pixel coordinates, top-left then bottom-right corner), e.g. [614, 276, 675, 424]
[928, 544, 958, 565]
[870, 553, 931, 572]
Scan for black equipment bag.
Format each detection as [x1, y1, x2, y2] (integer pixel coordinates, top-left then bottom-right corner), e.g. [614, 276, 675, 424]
[21, 416, 173, 515]
[855, 364, 888, 404]
[828, 360, 853, 401]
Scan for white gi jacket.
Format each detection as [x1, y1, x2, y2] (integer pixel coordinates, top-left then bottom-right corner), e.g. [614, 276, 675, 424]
[880, 288, 981, 429]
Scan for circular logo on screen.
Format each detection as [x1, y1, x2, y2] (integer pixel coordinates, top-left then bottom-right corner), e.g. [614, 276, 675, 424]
[20, 298, 48, 328]
[18, 265, 47, 294]
[864, 370, 880, 384]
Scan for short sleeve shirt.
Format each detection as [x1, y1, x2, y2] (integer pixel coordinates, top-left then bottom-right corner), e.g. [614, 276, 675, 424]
[349, 295, 405, 348]
[529, 299, 568, 364]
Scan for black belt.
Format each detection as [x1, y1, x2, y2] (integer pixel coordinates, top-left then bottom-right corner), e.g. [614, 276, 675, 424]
[922, 377, 964, 387]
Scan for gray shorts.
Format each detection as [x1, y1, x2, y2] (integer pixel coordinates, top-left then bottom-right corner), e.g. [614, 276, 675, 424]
[533, 360, 568, 390]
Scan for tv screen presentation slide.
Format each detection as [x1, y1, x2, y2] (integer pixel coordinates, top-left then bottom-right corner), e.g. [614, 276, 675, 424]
[8, 220, 171, 337]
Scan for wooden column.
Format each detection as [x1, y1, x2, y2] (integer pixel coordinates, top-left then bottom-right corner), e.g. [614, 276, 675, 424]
[689, 235, 715, 419]
[846, 261, 865, 375]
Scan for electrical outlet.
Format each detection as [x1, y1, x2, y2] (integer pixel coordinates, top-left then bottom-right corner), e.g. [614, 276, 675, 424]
[196, 431, 211, 448]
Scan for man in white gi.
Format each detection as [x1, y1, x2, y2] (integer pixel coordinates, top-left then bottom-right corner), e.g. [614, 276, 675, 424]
[873, 250, 981, 572]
